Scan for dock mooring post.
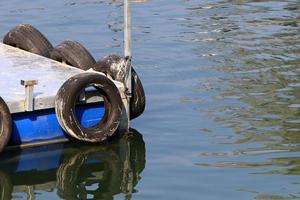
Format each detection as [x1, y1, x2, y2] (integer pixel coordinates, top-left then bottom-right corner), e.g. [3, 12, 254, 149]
[124, 0, 132, 130]
[21, 80, 38, 112]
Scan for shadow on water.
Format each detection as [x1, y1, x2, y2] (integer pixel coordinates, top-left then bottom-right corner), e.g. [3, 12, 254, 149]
[0, 129, 145, 199]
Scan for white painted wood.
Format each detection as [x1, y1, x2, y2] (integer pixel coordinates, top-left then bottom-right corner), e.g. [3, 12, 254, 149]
[21, 79, 38, 111]
[0, 43, 125, 114]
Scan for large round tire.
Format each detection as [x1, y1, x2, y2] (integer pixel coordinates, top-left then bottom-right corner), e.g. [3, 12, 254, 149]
[55, 72, 123, 142]
[50, 40, 96, 70]
[3, 24, 53, 58]
[93, 55, 145, 120]
[0, 97, 12, 153]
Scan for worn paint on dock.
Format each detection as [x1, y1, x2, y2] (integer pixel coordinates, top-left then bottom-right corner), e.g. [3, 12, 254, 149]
[0, 43, 124, 114]
[0, 43, 84, 113]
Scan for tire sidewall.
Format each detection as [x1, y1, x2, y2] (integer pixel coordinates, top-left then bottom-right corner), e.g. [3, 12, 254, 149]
[3, 24, 53, 58]
[55, 72, 123, 142]
[0, 97, 12, 153]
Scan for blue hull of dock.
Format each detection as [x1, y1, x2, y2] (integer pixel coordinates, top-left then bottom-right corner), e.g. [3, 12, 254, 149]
[10, 103, 105, 146]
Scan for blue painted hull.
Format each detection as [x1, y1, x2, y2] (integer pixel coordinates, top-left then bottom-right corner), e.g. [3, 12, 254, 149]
[9, 103, 105, 145]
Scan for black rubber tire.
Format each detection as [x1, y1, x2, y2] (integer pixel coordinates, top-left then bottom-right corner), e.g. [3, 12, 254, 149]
[93, 55, 127, 82]
[0, 97, 12, 153]
[93, 55, 146, 120]
[50, 40, 96, 70]
[131, 68, 146, 120]
[55, 72, 123, 142]
[3, 24, 53, 58]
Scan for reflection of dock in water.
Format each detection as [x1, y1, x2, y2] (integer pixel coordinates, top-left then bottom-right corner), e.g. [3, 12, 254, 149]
[0, 129, 145, 199]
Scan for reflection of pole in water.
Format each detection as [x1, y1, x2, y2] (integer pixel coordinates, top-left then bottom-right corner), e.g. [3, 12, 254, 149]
[122, 135, 133, 199]
[25, 186, 35, 200]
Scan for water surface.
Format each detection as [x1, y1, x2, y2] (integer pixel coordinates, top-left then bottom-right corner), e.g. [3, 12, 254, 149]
[0, 0, 300, 199]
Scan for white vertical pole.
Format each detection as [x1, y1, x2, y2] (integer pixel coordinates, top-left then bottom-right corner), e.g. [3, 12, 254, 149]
[124, 0, 132, 95]
[124, 0, 132, 129]
[124, 0, 132, 58]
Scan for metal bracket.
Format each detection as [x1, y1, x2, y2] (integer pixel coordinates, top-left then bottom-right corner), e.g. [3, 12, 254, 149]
[21, 80, 38, 111]
[124, 56, 132, 97]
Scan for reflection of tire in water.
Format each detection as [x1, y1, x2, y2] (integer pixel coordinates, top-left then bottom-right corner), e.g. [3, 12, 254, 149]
[56, 146, 121, 199]
[0, 170, 12, 200]
[56, 129, 145, 199]
[116, 129, 146, 194]
[129, 129, 146, 185]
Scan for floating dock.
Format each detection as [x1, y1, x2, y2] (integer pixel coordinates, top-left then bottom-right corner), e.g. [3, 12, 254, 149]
[0, 43, 126, 147]
[0, 0, 145, 151]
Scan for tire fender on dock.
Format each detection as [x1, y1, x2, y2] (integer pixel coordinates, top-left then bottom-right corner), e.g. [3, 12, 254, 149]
[93, 55, 145, 120]
[55, 72, 123, 142]
[3, 24, 53, 58]
[50, 40, 96, 70]
[0, 97, 12, 153]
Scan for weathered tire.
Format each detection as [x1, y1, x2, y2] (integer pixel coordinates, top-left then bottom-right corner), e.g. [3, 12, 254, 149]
[93, 55, 145, 120]
[130, 69, 146, 120]
[50, 40, 96, 70]
[55, 72, 123, 142]
[0, 97, 12, 153]
[3, 24, 53, 58]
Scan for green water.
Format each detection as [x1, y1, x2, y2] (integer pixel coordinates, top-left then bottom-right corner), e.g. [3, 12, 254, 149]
[0, 0, 300, 199]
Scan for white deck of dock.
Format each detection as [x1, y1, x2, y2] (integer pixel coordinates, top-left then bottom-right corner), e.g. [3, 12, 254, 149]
[0, 43, 107, 113]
